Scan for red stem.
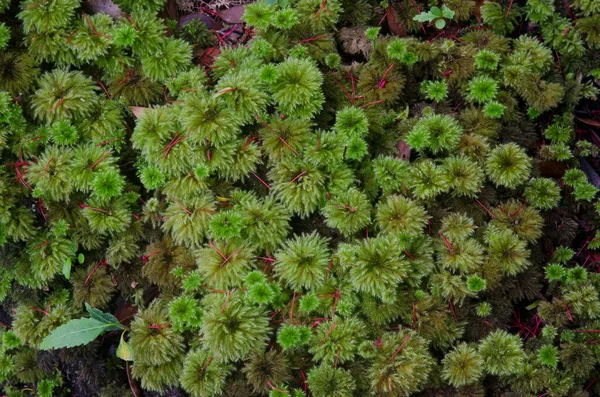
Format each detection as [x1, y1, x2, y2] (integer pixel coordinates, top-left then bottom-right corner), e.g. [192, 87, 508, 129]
[89, 151, 109, 170]
[388, 334, 411, 362]
[251, 172, 271, 190]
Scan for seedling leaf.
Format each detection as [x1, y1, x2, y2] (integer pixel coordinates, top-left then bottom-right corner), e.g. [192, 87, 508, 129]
[117, 331, 134, 361]
[40, 318, 110, 350]
[85, 304, 124, 331]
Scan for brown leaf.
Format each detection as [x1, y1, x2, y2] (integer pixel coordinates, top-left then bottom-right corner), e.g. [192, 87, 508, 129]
[539, 160, 567, 179]
[129, 106, 149, 119]
[386, 5, 407, 37]
[126, 362, 144, 397]
[397, 140, 411, 161]
[576, 116, 600, 129]
[83, 0, 124, 19]
[219, 5, 247, 24]
[178, 13, 223, 30]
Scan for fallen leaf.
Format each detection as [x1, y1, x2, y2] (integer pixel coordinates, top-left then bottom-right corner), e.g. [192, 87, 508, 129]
[397, 140, 411, 161]
[219, 5, 246, 24]
[83, 0, 124, 19]
[576, 116, 600, 129]
[386, 5, 407, 37]
[580, 157, 600, 189]
[117, 331, 134, 361]
[178, 13, 223, 30]
[129, 106, 149, 119]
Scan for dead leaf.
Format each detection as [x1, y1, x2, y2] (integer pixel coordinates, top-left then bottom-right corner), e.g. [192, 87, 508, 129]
[580, 157, 600, 189]
[397, 140, 411, 161]
[539, 160, 567, 179]
[386, 5, 407, 37]
[219, 5, 246, 24]
[576, 116, 600, 129]
[83, 0, 124, 19]
[178, 13, 223, 30]
[129, 106, 149, 119]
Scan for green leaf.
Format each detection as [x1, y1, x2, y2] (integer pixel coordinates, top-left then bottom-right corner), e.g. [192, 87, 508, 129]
[116, 331, 134, 361]
[435, 18, 446, 29]
[85, 304, 124, 331]
[62, 258, 71, 280]
[413, 12, 436, 22]
[525, 301, 540, 310]
[441, 5, 455, 18]
[78, 253, 85, 264]
[39, 318, 110, 350]
[430, 6, 442, 16]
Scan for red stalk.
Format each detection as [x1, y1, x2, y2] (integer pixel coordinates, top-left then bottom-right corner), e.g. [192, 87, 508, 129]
[332, 78, 355, 104]
[388, 334, 411, 362]
[505, 0, 515, 18]
[255, 114, 299, 156]
[84, 259, 107, 285]
[509, 201, 527, 217]
[208, 241, 227, 260]
[266, 380, 286, 393]
[475, 199, 496, 218]
[141, 249, 160, 263]
[360, 100, 384, 109]
[440, 233, 454, 252]
[251, 172, 271, 190]
[412, 302, 417, 329]
[89, 151, 109, 170]
[201, 356, 214, 371]
[173, 199, 193, 215]
[378, 64, 395, 89]
[46, 98, 64, 114]
[448, 299, 458, 322]
[290, 170, 307, 183]
[96, 137, 121, 147]
[219, 250, 242, 268]
[319, 321, 338, 345]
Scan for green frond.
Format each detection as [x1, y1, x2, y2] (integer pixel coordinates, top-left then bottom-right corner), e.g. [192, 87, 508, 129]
[368, 330, 434, 396]
[310, 316, 366, 364]
[197, 239, 253, 289]
[478, 330, 525, 376]
[349, 236, 409, 299]
[161, 194, 216, 248]
[130, 301, 185, 392]
[485, 143, 531, 189]
[31, 69, 99, 123]
[376, 195, 428, 236]
[442, 343, 483, 386]
[441, 155, 485, 197]
[307, 365, 356, 397]
[485, 227, 530, 276]
[322, 188, 371, 236]
[274, 233, 330, 291]
[201, 293, 270, 362]
[406, 113, 463, 154]
[408, 159, 449, 199]
[490, 200, 543, 242]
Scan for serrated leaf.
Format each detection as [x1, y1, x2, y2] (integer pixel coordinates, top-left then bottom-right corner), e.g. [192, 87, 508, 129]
[85, 304, 124, 331]
[413, 12, 435, 22]
[441, 5, 455, 18]
[117, 332, 134, 361]
[430, 6, 442, 16]
[62, 258, 71, 280]
[525, 301, 540, 310]
[435, 18, 446, 29]
[78, 253, 85, 264]
[39, 318, 109, 350]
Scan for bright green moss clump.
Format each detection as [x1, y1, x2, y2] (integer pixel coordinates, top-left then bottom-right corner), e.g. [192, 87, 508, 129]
[1, 0, 600, 395]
